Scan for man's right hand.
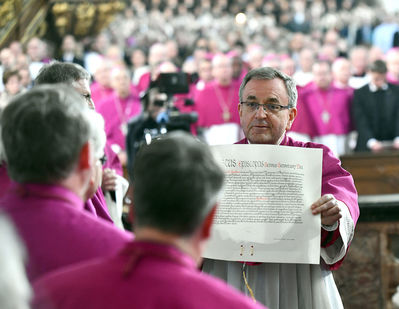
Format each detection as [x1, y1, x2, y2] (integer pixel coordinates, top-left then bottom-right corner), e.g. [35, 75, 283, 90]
[101, 168, 117, 192]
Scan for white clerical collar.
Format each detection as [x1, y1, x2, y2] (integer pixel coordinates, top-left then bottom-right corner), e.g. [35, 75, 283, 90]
[246, 133, 285, 145]
[369, 82, 388, 92]
[63, 52, 74, 62]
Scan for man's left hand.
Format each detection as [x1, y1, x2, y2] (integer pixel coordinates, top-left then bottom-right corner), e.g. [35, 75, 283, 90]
[311, 194, 342, 226]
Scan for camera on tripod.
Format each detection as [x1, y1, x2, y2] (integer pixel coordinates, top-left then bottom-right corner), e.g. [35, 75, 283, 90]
[147, 72, 198, 135]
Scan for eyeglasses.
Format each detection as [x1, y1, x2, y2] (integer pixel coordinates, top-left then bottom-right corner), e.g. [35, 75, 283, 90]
[240, 101, 292, 114]
[99, 155, 107, 166]
[82, 94, 95, 110]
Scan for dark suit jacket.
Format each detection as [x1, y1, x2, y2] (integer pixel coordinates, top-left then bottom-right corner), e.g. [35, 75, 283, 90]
[352, 83, 399, 151]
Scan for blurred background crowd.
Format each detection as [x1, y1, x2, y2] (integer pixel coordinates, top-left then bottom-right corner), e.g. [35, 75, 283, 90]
[2, 0, 399, 159]
[0, 0, 399, 162]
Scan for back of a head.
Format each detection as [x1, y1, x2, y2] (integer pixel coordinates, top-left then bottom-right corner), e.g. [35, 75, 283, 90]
[34, 61, 90, 86]
[369, 60, 388, 74]
[133, 131, 224, 236]
[1, 84, 92, 183]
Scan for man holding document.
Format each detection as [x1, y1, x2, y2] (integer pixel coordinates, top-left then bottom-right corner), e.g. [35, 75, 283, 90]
[202, 67, 359, 309]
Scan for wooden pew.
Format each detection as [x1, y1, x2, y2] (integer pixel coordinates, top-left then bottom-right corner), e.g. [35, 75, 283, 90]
[334, 151, 399, 308]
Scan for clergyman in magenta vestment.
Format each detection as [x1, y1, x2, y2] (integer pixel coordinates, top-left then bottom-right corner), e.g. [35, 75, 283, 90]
[97, 90, 142, 151]
[203, 134, 359, 309]
[0, 183, 133, 282]
[33, 241, 267, 309]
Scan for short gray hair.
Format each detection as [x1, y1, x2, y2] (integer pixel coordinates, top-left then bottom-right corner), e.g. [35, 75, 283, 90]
[1, 84, 93, 183]
[34, 61, 90, 86]
[239, 67, 298, 108]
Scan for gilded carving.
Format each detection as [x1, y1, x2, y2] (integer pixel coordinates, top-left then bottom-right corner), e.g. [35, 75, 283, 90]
[51, 3, 70, 15]
[18, 1, 127, 39]
[76, 3, 95, 18]
[0, 0, 16, 28]
[52, 2, 74, 37]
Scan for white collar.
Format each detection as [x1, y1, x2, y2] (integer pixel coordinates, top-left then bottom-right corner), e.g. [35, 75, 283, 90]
[369, 82, 388, 92]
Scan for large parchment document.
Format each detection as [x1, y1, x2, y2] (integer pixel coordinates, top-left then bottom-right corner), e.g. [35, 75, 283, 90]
[203, 144, 323, 264]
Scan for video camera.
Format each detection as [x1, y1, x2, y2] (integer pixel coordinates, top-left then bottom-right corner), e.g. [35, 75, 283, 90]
[127, 72, 199, 180]
[145, 72, 198, 140]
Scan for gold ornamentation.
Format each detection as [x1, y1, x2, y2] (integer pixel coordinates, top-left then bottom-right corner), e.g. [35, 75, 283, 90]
[0, 0, 16, 28]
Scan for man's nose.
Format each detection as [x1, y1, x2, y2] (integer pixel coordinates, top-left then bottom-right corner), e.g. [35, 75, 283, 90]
[254, 105, 268, 118]
[88, 98, 95, 110]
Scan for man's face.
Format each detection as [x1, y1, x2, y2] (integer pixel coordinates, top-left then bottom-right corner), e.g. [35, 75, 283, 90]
[232, 56, 243, 78]
[212, 56, 233, 86]
[27, 38, 44, 62]
[62, 35, 76, 53]
[370, 72, 386, 89]
[5, 75, 21, 95]
[111, 70, 131, 98]
[248, 50, 263, 70]
[0, 48, 15, 69]
[313, 63, 331, 89]
[94, 64, 111, 87]
[131, 50, 146, 68]
[18, 69, 31, 88]
[148, 90, 167, 119]
[350, 49, 368, 74]
[198, 60, 212, 82]
[299, 49, 314, 72]
[333, 60, 351, 84]
[238, 78, 296, 144]
[72, 79, 95, 109]
[281, 58, 296, 77]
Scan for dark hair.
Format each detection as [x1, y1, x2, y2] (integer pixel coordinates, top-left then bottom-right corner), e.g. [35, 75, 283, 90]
[132, 131, 224, 236]
[34, 61, 90, 85]
[1, 84, 92, 183]
[2, 69, 20, 85]
[368, 60, 387, 74]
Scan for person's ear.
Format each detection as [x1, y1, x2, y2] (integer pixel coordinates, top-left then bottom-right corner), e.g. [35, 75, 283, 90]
[238, 103, 242, 118]
[78, 142, 92, 170]
[286, 107, 297, 130]
[201, 205, 218, 240]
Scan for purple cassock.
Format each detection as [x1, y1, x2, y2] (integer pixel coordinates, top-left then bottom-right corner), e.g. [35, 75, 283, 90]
[33, 241, 267, 309]
[90, 82, 114, 110]
[291, 83, 353, 138]
[0, 163, 114, 223]
[0, 164, 11, 198]
[237, 134, 359, 269]
[387, 72, 399, 85]
[103, 142, 123, 176]
[83, 187, 113, 223]
[97, 90, 142, 151]
[194, 80, 241, 128]
[0, 183, 133, 282]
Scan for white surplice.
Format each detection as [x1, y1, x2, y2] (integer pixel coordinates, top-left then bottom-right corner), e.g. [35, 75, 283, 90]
[202, 202, 354, 309]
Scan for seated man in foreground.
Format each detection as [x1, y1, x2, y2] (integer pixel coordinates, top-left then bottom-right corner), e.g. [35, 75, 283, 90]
[35, 61, 123, 224]
[33, 132, 266, 309]
[202, 67, 359, 309]
[0, 85, 132, 282]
